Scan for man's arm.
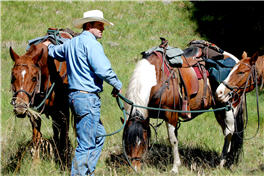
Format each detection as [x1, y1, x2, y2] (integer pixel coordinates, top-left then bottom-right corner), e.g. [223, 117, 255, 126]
[88, 42, 122, 94]
[43, 40, 66, 61]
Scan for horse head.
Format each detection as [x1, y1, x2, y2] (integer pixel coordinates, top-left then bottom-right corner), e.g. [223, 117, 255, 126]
[10, 44, 47, 117]
[216, 51, 259, 104]
[121, 110, 151, 171]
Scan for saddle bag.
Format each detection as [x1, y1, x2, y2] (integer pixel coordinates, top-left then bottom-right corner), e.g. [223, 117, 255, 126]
[205, 57, 236, 83]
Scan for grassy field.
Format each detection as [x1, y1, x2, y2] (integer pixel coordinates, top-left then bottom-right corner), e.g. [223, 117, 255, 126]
[1, 1, 263, 176]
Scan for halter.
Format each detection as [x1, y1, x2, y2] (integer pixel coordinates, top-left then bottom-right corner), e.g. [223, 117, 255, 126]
[222, 62, 256, 100]
[123, 111, 150, 166]
[11, 63, 41, 107]
[223, 61, 261, 140]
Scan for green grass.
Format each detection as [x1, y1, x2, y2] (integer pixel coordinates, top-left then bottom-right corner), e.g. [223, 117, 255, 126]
[1, 1, 264, 176]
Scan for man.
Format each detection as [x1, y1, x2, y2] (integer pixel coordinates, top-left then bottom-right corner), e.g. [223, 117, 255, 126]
[43, 10, 122, 176]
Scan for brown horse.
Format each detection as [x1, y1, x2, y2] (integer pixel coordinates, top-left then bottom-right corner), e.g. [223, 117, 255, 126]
[10, 31, 71, 167]
[216, 51, 264, 103]
[122, 41, 245, 173]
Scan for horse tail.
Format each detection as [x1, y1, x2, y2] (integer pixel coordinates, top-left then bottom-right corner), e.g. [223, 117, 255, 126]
[228, 98, 244, 166]
[124, 59, 157, 118]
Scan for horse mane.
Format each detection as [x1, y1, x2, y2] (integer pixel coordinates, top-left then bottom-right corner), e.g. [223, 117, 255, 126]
[24, 44, 48, 67]
[25, 44, 38, 56]
[124, 58, 157, 118]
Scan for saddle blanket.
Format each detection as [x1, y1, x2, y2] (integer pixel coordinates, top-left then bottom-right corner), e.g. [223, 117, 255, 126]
[193, 67, 209, 79]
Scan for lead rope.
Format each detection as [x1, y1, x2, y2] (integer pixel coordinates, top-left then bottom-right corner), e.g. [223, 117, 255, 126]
[32, 29, 63, 111]
[229, 65, 261, 139]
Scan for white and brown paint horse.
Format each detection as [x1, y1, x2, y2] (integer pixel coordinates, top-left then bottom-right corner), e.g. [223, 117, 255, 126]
[217, 51, 264, 102]
[122, 45, 244, 173]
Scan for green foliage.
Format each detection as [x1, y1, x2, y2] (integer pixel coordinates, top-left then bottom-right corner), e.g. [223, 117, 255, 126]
[1, 1, 263, 176]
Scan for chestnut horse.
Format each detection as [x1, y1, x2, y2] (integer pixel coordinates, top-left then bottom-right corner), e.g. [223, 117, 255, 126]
[122, 42, 245, 173]
[10, 31, 71, 167]
[216, 51, 264, 103]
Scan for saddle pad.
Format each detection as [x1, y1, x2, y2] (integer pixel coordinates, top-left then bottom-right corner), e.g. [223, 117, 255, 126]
[193, 67, 209, 79]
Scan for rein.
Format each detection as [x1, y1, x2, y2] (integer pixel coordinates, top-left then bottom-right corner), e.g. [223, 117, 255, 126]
[222, 62, 256, 97]
[118, 93, 231, 114]
[223, 63, 261, 139]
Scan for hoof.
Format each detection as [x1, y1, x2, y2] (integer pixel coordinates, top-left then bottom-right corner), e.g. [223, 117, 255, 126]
[31, 138, 54, 159]
[219, 159, 226, 169]
[170, 167, 179, 174]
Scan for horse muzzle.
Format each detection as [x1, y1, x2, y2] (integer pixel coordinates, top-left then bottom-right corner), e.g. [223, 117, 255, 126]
[216, 83, 232, 103]
[11, 102, 28, 118]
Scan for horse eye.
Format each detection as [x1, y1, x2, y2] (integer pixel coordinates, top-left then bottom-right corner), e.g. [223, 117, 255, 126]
[237, 71, 244, 75]
[32, 77, 37, 82]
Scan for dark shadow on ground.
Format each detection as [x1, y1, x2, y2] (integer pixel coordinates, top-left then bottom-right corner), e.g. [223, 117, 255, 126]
[106, 143, 220, 173]
[190, 1, 264, 57]
[1, 139, 72, 174]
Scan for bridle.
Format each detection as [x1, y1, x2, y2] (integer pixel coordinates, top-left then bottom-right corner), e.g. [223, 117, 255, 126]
[222, 61, 261, 139]
[122, 113, 151, 170]
[222, 62, 256, 102]
[11, 63, 41, 107]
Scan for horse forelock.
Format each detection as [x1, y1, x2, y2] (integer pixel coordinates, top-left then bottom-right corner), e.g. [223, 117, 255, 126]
[125, 59, 157, 118]
[124, 115, 150, 148]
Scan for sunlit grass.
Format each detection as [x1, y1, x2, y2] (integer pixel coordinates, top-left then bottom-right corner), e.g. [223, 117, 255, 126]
[1, 1, 264, 176]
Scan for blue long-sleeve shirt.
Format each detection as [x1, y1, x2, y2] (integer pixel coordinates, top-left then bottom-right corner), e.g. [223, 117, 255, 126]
[48, 31, 122, 93]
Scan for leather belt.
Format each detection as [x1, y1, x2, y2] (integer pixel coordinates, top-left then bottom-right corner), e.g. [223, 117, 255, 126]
[69, 89, 99, 97]
[79, 90, 91, 94]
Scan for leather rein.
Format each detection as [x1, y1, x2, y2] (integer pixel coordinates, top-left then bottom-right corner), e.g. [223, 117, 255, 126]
[222, 62, 261, 139]
[222, 62, 257, 99]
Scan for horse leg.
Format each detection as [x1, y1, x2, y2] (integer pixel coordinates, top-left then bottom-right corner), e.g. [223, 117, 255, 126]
[52, 116, 59, 155]
[58, 110, 70, 167]
[215, 109, 235, 168]
[166, 122, 181, 173]
[29, 116, 42, 162]
[51, 110, 70, 168]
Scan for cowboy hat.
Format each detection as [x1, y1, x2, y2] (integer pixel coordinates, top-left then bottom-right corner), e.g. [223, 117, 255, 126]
[73, 10, 114, 28]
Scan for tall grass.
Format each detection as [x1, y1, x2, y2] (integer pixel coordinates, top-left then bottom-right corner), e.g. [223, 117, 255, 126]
[1, 1, 263, 176]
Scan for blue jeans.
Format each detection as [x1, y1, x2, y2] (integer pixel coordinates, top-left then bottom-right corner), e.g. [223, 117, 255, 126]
[69, 91, 106, 176]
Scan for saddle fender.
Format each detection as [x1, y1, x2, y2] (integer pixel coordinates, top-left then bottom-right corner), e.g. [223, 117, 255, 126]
[178, 67, 199, 98]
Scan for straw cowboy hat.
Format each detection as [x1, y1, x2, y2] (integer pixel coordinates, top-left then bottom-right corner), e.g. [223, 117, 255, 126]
[73, 10, 114, 28]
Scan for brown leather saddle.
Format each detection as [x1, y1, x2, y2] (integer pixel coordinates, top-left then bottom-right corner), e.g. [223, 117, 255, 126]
[176, 47, 209, 118]
[154, 38, 211, 119]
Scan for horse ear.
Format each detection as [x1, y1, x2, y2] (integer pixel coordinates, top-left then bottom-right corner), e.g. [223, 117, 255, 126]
[10, 47, 20, 61]
[241, 51, 247, 60]
[250, 51, 259, 65]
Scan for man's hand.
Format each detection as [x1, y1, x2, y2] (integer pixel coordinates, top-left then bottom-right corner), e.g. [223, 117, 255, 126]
[111, 87, 121, 97]
[43, 40, 51, 46]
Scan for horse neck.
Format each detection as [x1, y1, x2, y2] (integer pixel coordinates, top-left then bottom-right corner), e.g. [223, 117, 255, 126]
[125, 57, 157, 118]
